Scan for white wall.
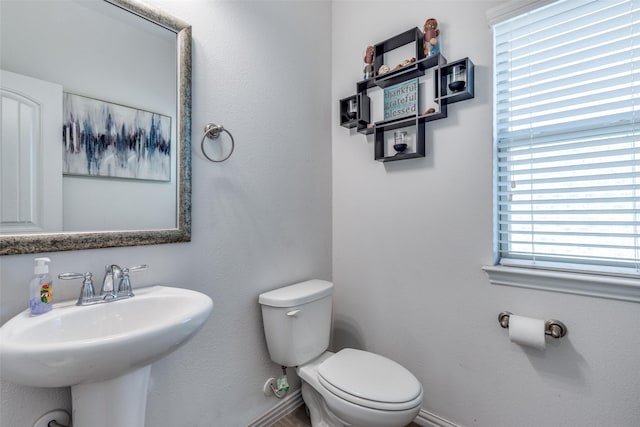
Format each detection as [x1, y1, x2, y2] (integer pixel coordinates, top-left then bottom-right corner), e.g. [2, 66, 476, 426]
[0, 1, 332, 426]
[332, 2, 640, 427]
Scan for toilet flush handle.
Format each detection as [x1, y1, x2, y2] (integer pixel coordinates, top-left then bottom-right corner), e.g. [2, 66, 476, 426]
[286, 310, 301, 317]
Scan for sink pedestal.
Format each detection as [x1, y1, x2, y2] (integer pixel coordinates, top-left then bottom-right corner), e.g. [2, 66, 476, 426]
[71, 366, 151, 427]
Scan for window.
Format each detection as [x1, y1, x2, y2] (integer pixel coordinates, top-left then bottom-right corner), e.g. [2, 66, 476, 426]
[488, 0, 640, 300]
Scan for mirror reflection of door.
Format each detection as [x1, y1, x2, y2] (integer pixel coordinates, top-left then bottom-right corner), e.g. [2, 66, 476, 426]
[1, 69, 62, 233]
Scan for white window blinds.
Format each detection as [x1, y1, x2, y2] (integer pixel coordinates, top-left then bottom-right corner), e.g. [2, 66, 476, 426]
[494, 0, 640, 273]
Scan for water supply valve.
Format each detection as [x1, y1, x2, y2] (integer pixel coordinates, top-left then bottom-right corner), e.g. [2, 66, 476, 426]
[263, 367, 289, 399]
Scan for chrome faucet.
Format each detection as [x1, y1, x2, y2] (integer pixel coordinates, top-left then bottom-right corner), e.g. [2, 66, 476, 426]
[100, 264, 123, 300]
[59, 264, 148, 306]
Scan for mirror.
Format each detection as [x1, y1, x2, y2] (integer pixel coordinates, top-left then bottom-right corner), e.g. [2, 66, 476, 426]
[0, 0, 191, 255]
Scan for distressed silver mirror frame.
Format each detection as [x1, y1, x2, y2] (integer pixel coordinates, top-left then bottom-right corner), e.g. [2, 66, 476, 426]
[0, 0, 191, 256]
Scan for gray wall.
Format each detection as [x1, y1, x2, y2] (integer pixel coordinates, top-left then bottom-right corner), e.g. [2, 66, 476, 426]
[332, 2, 640, 427]
[0, 1, 332, 426]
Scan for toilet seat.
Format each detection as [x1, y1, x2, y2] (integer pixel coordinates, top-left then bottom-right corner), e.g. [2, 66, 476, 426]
[317, 349, 423, 411]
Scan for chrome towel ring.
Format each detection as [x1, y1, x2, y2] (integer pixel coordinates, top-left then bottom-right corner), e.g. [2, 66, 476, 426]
[201, 123, 235, 162]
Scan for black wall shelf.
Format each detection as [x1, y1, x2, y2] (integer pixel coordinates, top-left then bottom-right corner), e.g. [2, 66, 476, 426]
[435, 57, 475, 105]
[340, 26, 474, 162]
[357, 54, 446, 93]
[358, 125, 375, 135]
[339, 93, 370, 129]
[374, 117, 426, 162]
[373, 97, 448, 130]
[374, 27, 425, 75]
[374, 54, 446, 89]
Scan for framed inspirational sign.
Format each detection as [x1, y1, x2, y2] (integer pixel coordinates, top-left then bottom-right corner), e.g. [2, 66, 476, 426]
[383, 79, 418, 121]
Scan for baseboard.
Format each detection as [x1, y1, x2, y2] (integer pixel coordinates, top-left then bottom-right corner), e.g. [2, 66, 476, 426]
[414, 409, 461, 427]
[246, 391, 460, 427]
[247, 388, 304, 427]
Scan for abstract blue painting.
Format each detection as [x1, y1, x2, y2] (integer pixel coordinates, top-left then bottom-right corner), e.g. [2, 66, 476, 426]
[62, 93, 171, 181]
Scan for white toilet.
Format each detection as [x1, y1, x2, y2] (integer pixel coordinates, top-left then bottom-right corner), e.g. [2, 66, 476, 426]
[259, 280, 423, 427]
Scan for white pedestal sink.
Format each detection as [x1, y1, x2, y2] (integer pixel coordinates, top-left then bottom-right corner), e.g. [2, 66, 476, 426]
[0, 286, 213, 427]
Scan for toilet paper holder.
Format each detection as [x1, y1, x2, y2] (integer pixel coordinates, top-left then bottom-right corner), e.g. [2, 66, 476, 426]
[498, 311, 567, 339]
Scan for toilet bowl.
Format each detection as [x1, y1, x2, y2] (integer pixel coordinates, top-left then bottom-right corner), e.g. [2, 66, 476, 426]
[297, 350, 423, 427]
[259, 280, 423, 427]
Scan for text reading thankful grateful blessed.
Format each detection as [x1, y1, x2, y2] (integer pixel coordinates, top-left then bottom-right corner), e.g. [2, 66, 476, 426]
[384, 79, 418, 121]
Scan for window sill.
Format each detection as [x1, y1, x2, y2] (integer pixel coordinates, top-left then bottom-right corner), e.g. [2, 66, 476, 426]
[482, 265, 640, 303]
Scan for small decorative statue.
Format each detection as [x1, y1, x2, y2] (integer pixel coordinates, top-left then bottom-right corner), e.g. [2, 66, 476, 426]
[423, 18, 440, 57]
[378, 64, 391, 75]
[363, 46, 375, 79]
[393, 57, 417, 71]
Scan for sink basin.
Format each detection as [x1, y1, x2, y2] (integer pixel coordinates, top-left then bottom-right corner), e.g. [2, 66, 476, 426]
[0, 285, 213, 427]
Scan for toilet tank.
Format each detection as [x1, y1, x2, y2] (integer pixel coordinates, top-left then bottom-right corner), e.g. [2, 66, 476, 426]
[258, 280, 333, 367]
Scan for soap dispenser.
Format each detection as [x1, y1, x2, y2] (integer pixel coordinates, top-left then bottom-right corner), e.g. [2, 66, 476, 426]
[29, 257, 53, 315]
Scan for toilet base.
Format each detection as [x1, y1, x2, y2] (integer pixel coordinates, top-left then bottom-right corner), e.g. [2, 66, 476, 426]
[302, 381, 348, 427]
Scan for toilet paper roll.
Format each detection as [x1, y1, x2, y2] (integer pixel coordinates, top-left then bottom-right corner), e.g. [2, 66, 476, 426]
[508, 315, 546, 350]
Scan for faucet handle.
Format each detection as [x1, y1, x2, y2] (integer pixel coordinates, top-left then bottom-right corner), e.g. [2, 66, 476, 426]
[126, 264, 148, 273]
[117, 264, 148, 297]
[58, 272, 97, 305]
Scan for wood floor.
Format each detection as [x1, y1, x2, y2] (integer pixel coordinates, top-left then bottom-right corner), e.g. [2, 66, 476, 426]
[271, 405, 310, 427]
[271, 404, 420, 427]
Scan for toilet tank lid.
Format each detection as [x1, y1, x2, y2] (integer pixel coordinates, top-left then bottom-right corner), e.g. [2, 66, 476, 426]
[258, 280, 333, 307]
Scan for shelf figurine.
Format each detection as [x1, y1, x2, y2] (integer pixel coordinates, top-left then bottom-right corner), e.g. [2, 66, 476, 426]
[378, 64, 391, 76]
[363, 46, 375, 79]
[423, 18, 440, 57]
[393, 57, 417, 71]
